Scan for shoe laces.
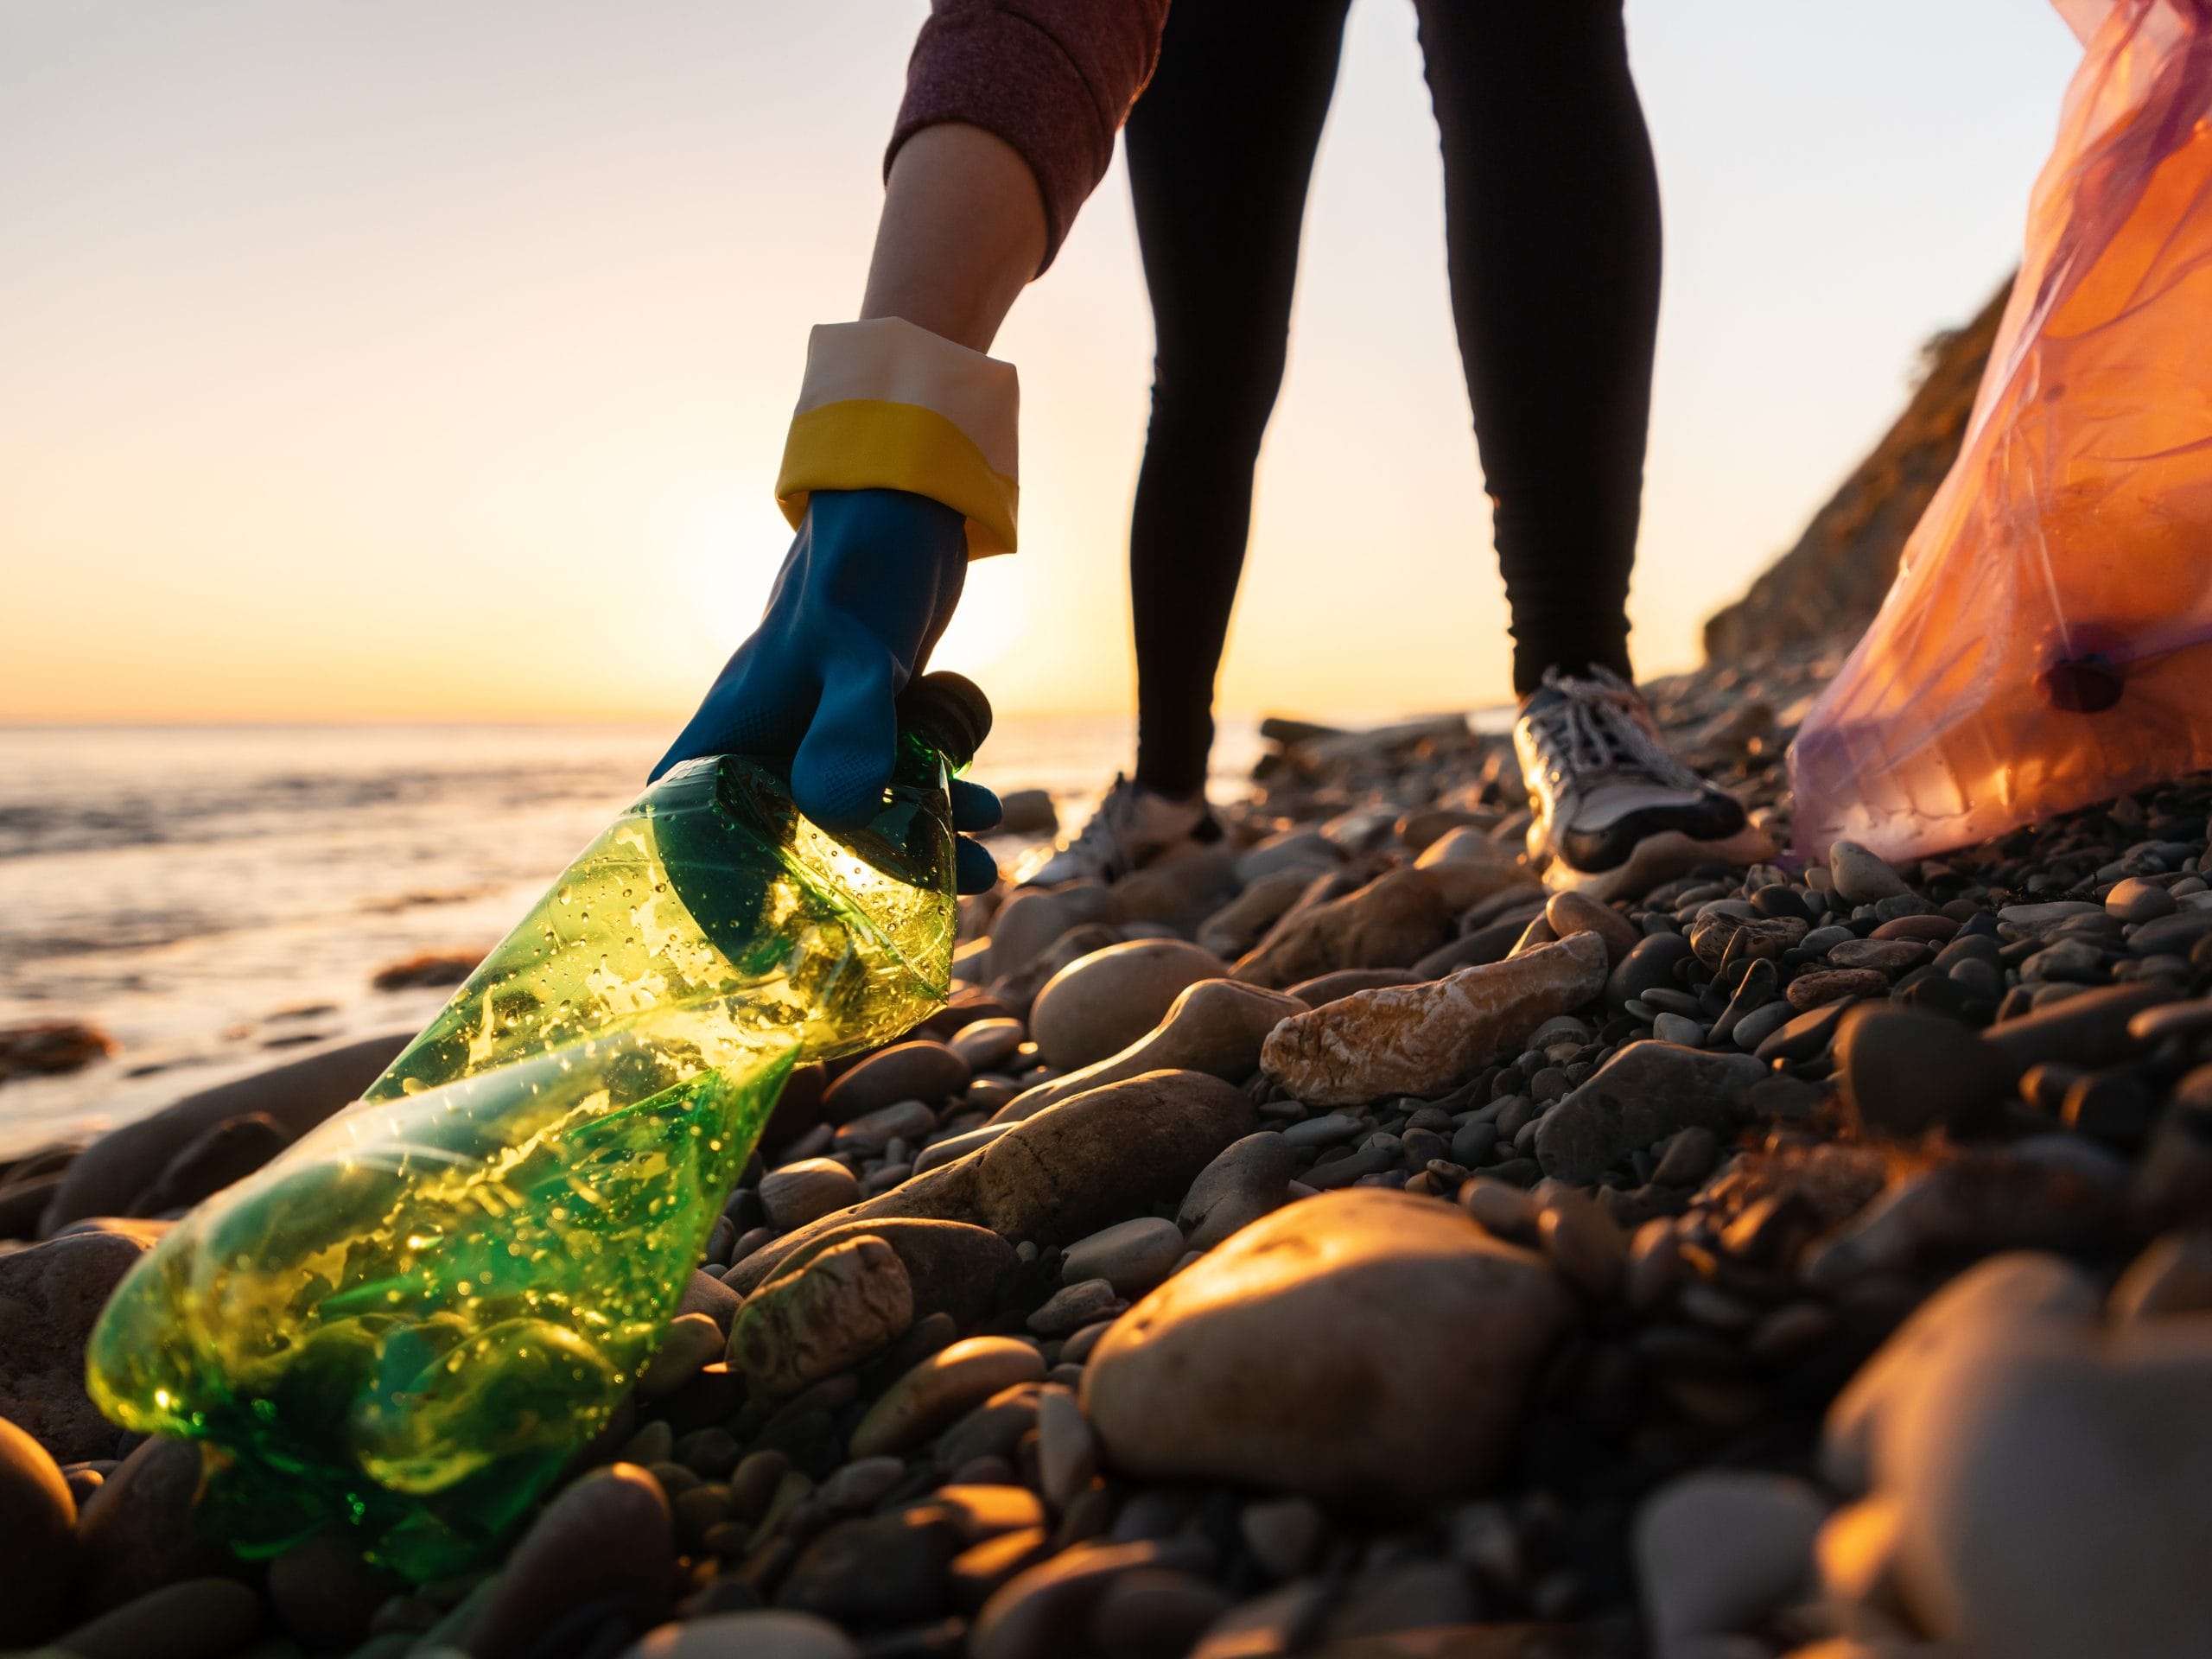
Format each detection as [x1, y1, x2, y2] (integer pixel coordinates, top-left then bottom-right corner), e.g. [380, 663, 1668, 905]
[1522, 667, 1703, 792]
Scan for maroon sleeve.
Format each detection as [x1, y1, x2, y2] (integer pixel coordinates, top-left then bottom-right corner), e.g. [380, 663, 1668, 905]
[887, 0, 1170, 272]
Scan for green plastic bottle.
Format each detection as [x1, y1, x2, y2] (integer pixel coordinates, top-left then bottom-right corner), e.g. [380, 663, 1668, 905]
[86, 673, 990, 1579]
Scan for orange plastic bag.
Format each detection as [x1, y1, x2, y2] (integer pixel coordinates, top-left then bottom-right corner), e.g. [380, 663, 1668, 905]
[1789, 0, 2212, 861]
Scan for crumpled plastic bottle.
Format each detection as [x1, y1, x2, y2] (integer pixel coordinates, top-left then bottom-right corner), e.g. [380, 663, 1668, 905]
[85, 672, 991, 1579]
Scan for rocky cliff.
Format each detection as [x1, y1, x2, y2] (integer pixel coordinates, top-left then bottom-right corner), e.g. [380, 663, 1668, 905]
[1701, 277, 2012, 662]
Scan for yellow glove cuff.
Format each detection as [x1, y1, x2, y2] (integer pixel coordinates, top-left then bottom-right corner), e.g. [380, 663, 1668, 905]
[774, 318, 1020, 557]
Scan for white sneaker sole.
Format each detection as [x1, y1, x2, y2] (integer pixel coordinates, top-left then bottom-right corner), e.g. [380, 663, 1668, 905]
[1538, 823, 1777, 902]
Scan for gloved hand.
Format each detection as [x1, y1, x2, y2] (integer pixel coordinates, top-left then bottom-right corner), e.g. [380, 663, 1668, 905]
[654, 488, 1003, 894]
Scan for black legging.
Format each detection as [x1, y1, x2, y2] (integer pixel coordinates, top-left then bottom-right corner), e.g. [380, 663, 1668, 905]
[1126, 0, 1662, 798]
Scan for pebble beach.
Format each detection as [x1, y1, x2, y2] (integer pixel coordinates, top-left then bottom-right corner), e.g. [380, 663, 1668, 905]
[8, 630, 2212, 1659]
[5, 306, 2211, 1659]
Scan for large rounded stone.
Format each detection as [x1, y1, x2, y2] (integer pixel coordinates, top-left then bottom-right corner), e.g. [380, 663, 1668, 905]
[997, 980, 1305, 1122]
[968, 1071, 1255, 1245]
[722, 1072, 1253, 1287]
[1176, 1132, 1297, 1251]
[73, 1437, 229, 1613]
[822, 1042, 969, 1123]
[0, 1414, 75, 1645]
[1533, 1042, 1767, 1185]
[1833, 1253, 2212, 1659]
[722, 1216, 1015, 1317]
[1197, 870, 1315, 962]
[1837, 1004, 2020, 1141]
[729, 1235, 914, 1395]
[1232, 868, 1455, 990]
[758, 1159, 860, 1231]
[849, 1338, 1047, 1459]
[460, 1463, 672, 1659]
[127, 1113, 292, 1217]
[1029, 940, 1228, 1071]
[41, 1032, 409, 1232]
[1262, 932, 1608, 1106]
[48, 1578, 262, 1659]
[1634, 1471, 1827, 1645]
[1084, 1189, 1573, 1500]
[0, 1230, 153, 1465]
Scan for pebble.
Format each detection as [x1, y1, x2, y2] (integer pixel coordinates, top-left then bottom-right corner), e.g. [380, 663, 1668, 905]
[1233, 867, 1454, 989]
[73, 1435, 230, 1612]
[1634, 1471, 1827, 1645]
[1534, 1042, 1765, 1185]
[1262, 932, 1609, 1105]
[1827, 938, 1929, 973]
[1607, 930, 1697, 1006]
[1027, 1279, 1124, 1337]
[2108, 1230, 2212, 1322]
[1239, 1495, 1326, 1580]
[848, 1338, 1048, 1459]
[48, 1578, 264, 1659]
[778, 1506, 963, 1624]
[639, 1313, 728, 1398]
[1028, 938, 1229, 1071]
[2107, 876, 2177, 924]
[620, 1611, 861, 1658]
[1036, 1385, 1096, 1510]
[1786, 968, 1891, 1010]
[1651, 1126, 1720, 1187]
[728, 1217, 1014, 1329]
[972, 1538, 1209, 1659]
[830, 1096, 936, 1154]
[1002, 979, 1306, 1120]
[1653, 1011, 1706, 1046]
[1084, 1189, 1571, 1500]
[0, 1230, 156, 1464]
[758, 1160, 861, 1231]
[1538, 1185, 1628, 1296]
[460, 1464, 671, 1659]
[1756, 998, 1853, 1063]
[1061, 1217, 1186, 1296]
[950, 1017, 1027, 1074]
[1089, 1567, 1236, 1657]
[1545, 889, 1643, 965]
[729, 1235, 914, 1395]
[1836, 1004, 2018, 1141]
[0, 1414, 76, 1645]
[1176, 1132, 1297, 1251]
[822, 1041, 969, 1122]
[1827, 840, 1910, 904]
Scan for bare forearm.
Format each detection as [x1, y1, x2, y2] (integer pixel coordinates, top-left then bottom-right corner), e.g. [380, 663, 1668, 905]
[860, 123, 1046, 353]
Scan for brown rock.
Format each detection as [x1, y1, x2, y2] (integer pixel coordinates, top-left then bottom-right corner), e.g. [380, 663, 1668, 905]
[1232, 868, 1455, 990]
[986, 886, 1119, 984]
[73, 1437, 228, 1614]
[1084, 1190, 1573, 1500]
[1544, 891, 1643, 968]
[758, 1159, 860, 1230]
[1028, 939, 1228, 1071]
[0, 1020, 114, 1083]
[997, 979, 1305, 1122]
[127, 1113, 291, 1216]
[370, 949, 482, 990]
[1787, 969, 1890, 1011]
[1196, 869, 1316, 962]
[0, 1230, 155, 1463]
[849, 1338, 1047, 1459]
[41, 1032, 410, 1233]
[723, 1216, 1015, 1317]
[461, 1463, 672, 1659]
[729, 1236, 914, 1395]
[990, 923, 1123, 1016]
[51, 1578, 262, 1659]
[822, 1042, 969, 1123]
[728, 1071, 1256, 1285]
[0, 1414, 75, 1645]
[1283, 968, 1424, 1006]
[1262, 932, 1608, 1106]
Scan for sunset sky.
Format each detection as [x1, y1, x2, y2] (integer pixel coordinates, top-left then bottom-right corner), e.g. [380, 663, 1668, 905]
[2, 0, 2080, 726]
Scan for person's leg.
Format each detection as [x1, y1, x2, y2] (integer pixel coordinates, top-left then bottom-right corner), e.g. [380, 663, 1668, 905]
[1414, 0, 1769, 894]
[1413, 0, 1659, 696]
[1125, 0, 1354, 799]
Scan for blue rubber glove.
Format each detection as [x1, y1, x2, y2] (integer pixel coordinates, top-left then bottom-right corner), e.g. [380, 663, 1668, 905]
[654, 488, 1003, 894]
